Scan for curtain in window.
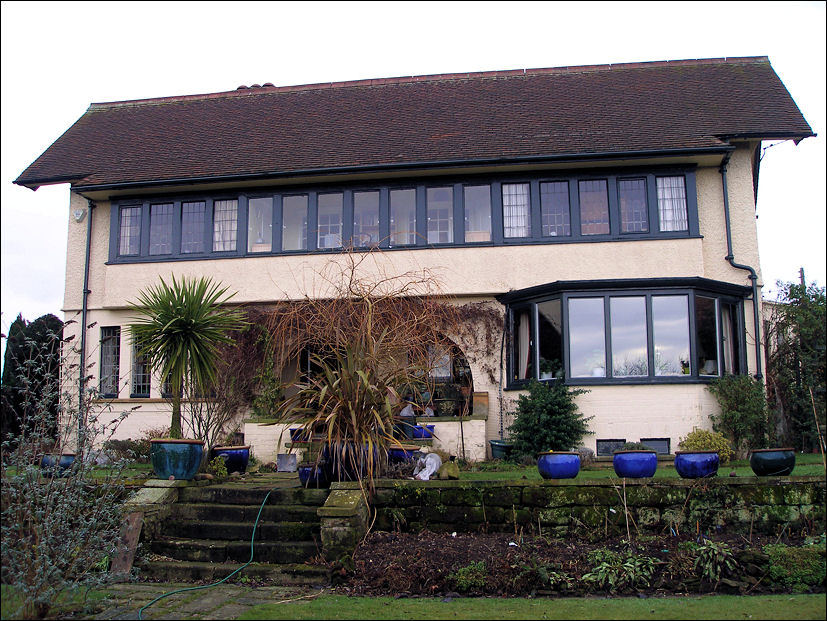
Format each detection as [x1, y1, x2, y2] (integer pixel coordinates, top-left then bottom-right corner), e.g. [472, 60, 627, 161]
[503, 183, 530, 238]
[518, 310, 531, 379]
[213, 199, 238, 251]
[657, 177, 688, 231]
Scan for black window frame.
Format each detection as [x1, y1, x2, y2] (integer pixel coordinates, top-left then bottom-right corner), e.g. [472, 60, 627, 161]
[130, 339, 151, 398]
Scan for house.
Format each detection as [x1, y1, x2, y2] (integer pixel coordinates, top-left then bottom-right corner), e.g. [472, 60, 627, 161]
[15, 57, 813, 461]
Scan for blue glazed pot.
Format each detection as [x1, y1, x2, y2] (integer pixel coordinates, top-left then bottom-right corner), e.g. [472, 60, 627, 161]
[613, 450, 658, 478]
[537, 451, 580, 479]
[412, 424, 436, 439]
[289, 428, 310, 442]
[40, 453, 75, 476]
[150, 439, 204, 480]
[388, 444, 418, 462]
[749, 448, 796, 476]
[489, 439, 514, 459]
[298, 463, 329, 488]
[674, 450, 719, 478]
[212, 445, 251, 474]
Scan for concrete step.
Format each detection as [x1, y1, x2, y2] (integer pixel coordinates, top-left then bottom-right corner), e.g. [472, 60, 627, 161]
[149, 537, 320, 564]
[178, 485, 329, 506]
[170, 502, 320, 523]
[136, 560, 330, 585]
[161, 519, 319, 542]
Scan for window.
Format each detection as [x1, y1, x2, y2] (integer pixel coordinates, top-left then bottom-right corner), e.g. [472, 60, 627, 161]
[537, 299, 563, 379]
[652, 296, 690, 376]
[427, 187, 453, 244]
[353, 191, 379, 247]
[464, 185, 491, 242]
[213, 199, 238, 251]
[578, 179, 610, 235]
[657, 176, 688, 232]
[131, 340, 151, 398]
[149, 203, 174, 255]
[511, 307, 534, 381]
[181, 201, 206, 253]
[618, 178, 648, 233]
[640, 437, 671, 454]
[118, 207, 141, 256]
[502, 183, 530, 238]
[610, 296, 648, 377]
[282, 195, 308, 251]
[540, 181, 571, 237]
[318, 193, 343, 249]
[248, 197, 273, 253]
[100, 327, 121, 397]
[568, 298, 606, 378]
[390, 189, 416, 246]
[596, 439, 626, 456]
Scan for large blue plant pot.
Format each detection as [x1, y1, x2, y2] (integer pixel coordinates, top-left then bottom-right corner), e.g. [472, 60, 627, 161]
[40, 453, 76, 477]
[674, 450, 719, 478]
[412, 424, 436, 439]
[151, 439, 204, 480]
[298, 463, 329, 488]
[212, 445, 250, 474]
[388, 444, 418, 463]
[537, 451, 580, 479]
[749, 448, 796, 476]
[613, 450, 658, 478]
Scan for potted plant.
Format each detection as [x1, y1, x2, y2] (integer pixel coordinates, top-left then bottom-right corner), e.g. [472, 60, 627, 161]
[537, 450, 580, 479]
[128, 275, 246, 481]
[675, 428, 733, 479]
[539, 358, 556, 380]
[613, 441, 658, 478]
[211, 445, 252, 474]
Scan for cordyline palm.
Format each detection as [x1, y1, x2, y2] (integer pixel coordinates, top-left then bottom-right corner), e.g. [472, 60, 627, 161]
[128, 275, 246, 439]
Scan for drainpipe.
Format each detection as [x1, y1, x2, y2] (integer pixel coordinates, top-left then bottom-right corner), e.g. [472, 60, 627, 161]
[719, 153, 763, 380]
[77, 199, 95, 453]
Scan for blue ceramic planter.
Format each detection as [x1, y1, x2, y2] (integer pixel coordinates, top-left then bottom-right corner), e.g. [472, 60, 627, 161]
[537, 451, 580, 479]
[40, 453, 75, 476]
[749, 448, 796, 476]
[298, 463, 329, 488]
[613, 450, 658, 478]
[212, 445, 251, 474]
[412, 424, 436, 439]
[674, 450, 719, 478]
[150, 439, 204, 480]
[289, 428, 311, 442]
[388, 444, 418, 462]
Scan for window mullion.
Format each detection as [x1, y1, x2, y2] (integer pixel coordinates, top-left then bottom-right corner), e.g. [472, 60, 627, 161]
[646, 294, 655, 379]
[603, 296, 612, 378]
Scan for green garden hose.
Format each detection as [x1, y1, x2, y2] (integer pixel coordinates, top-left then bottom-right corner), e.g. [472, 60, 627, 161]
[138, 489, 273, 619]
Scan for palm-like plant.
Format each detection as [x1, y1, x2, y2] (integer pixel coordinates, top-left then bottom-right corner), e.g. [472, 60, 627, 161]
[128, 275, 246, 439]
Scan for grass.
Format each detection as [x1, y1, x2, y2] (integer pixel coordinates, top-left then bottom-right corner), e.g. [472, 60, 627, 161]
[459, 452, 826, 481]
[0, 584, 108, 619]
[237, 593, 827, 620]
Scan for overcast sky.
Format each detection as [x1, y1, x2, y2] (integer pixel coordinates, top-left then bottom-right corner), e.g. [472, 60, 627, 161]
[1, 1, 825, 350]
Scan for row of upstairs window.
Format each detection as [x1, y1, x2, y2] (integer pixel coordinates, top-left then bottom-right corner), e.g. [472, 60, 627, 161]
[110, 170, 697, 261]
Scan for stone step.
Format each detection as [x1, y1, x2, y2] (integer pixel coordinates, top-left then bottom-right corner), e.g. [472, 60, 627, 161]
[170, 502, 320, 523]
[178, 485, 330, 506]
[136, 560, 330, 585]
[149, 537, 320, 564]
[162, 519, 319, 542]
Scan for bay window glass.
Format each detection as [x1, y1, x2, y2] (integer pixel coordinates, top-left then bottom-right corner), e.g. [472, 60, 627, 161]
[181, 201, 205, 254]
[317, 193, 343, 249]
[149, 203, 173, 255]
[569, 298, 606, 378]
[502, 183, 530, 238]
[512, 308, 534, 381]
[427, 187, 453, 244]
[390, 189, 416, 246]
[282, 195, 308, 251]
[610, 296, 648, 377]
[721, 302, 742, 374]
[100, 327, 121, 397]
[213, 199, 238, 252]
[118, 207, 141, 256]
[695, 296, 719, 376]
[353, 191, 379, 247]
[540, 181, 571, 237]
[464, 185, 491, 242]
[579, 180, 610, 235]
[537, 299, 563, 379]
[618, 178, 648, 233]
[652, 296, 690, 376]
[248, 197, 273, 253]
[657, 176, 688, 231]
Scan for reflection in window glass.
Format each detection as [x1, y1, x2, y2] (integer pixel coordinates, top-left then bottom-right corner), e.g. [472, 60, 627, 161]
[503, 183, 530, 238]
[390, 189, 416, 246]
[537, 299, 563, 379]
[610, 297, 648, 377]
[149, 203, 173, 255]
[213, 199, 238, 252]
[579, 180, 610, 235]
[569, 298, 606, 378]
[248, 197, 273, 252]
[695, 296, 718, 376]
[282, 195, 307, 251]
[464, 185, 491, 242]
[318, 193, 343, 249]
[618, 178, 648, 233]
[119, 207, 141, 256]
[353, 191, 379, 247]
[181, 201, 205, 254]
[657, 176, 688, 231]
[652, 296, 690, 376]
[540, 181, 571, 237]
[427, 187, 453, 244]
[513, 309, 534, 381]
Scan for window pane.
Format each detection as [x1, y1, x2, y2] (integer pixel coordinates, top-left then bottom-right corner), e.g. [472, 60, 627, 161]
[502, 183, 530, 238]
[538, 299, 563, 379]
[464, 185, 491, 242]
[119, 207, 141, 256]
[248, 197, 273, 253]
[578, 180, 610, 235]
[540, 181, 571, 237]
[181, 201, 205, 254]
[318, 193, 343, 249]
[353, 191, 379, 247]
[390, 189, 416, 246]
[695, 296, 719, 376]
[213, 199, 238, 251]
[657, 176, 688, 231]
[100, 327, 121, 396]
[652, 295, 690, 376]
[610, 296, 648, 377]
[513, 309, 534, 381]
[569, 298, 606, 377]
[282, 195, 307, 251]
[427, 187, 453, 244]
[149, 203, 173, 255]
[618, 178, 648, 233]
[131, 340, 151, 397]
[721, 302, 741, 374]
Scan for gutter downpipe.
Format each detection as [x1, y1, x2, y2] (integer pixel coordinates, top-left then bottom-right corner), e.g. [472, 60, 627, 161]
[719, 153, 763, 380]
[78, 199, 95, 454]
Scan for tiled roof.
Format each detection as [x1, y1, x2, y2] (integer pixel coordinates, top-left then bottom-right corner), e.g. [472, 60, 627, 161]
[15, 57, 814, 190]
